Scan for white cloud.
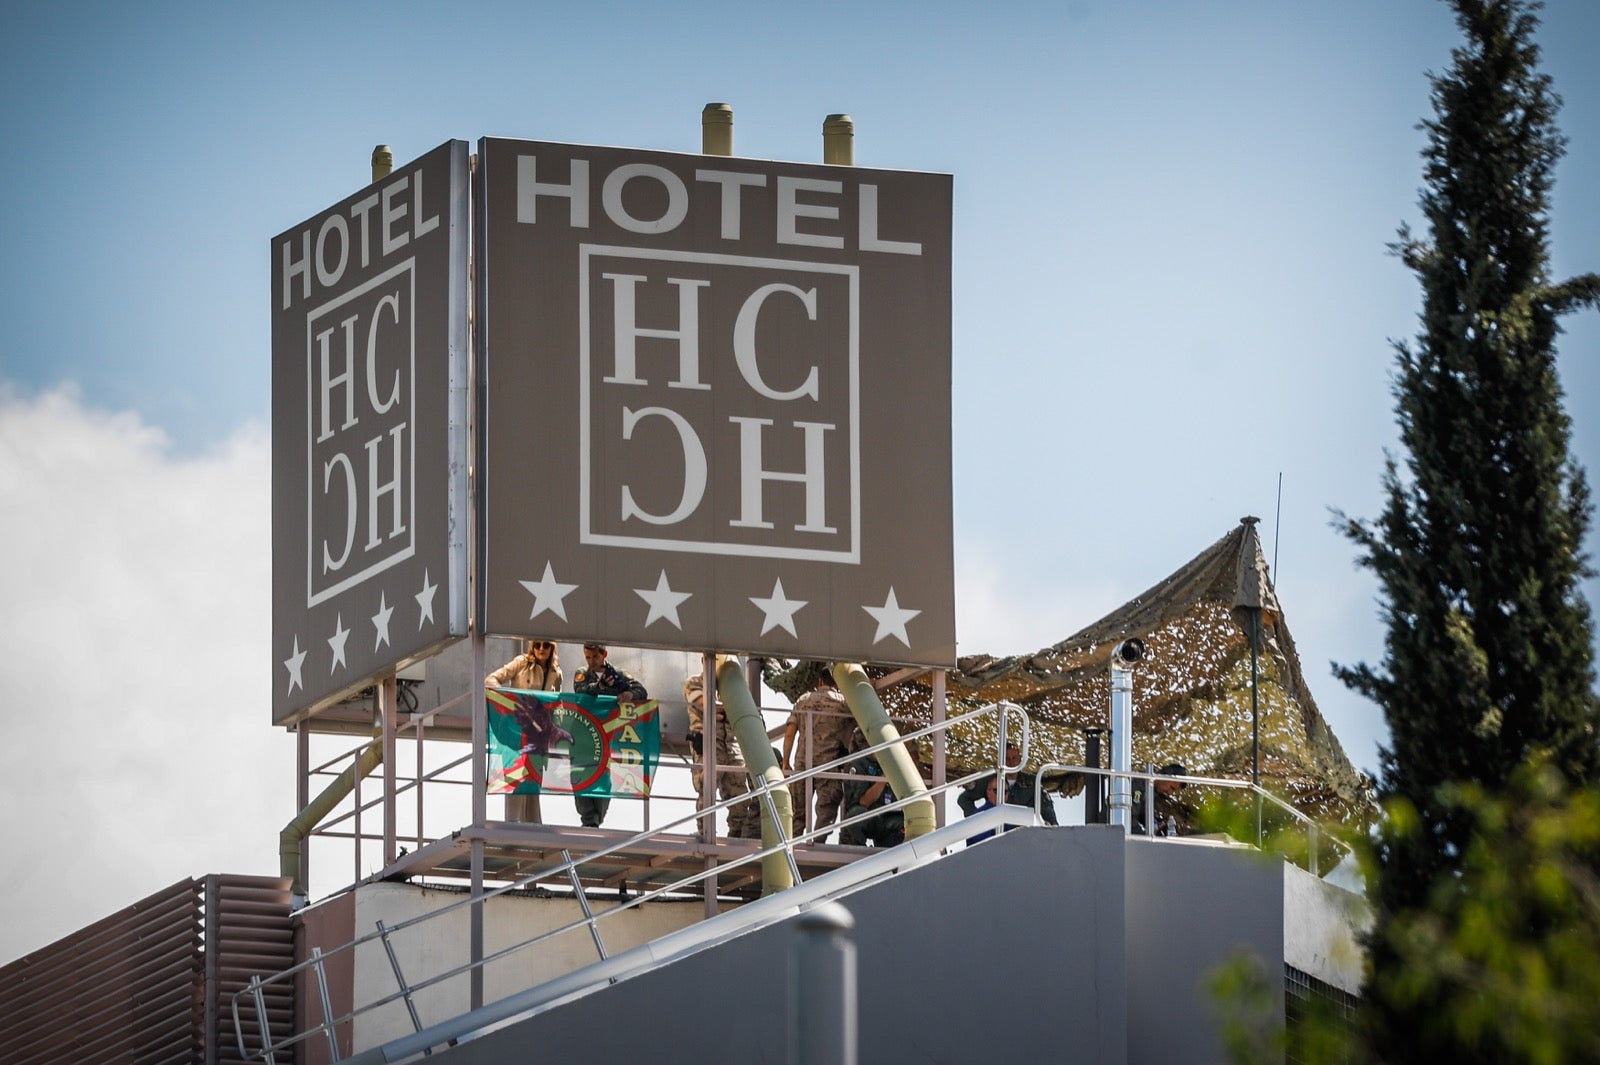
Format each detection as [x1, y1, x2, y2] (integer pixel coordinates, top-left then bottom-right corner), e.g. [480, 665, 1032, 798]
[0, 385, 293, 962]
[954, 539, 1127, 658]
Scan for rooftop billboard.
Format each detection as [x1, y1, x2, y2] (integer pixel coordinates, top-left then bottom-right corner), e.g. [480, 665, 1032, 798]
[271, 140, 470, 724]
[476, 137, 954, 667]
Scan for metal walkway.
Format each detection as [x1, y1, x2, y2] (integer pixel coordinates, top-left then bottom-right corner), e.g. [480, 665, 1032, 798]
[369, 821, 875, 901]
[342, 803, 1037, 1064]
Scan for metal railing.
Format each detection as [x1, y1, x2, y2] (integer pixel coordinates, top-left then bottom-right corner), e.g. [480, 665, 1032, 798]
[1033, 763, 1350, 875]
[234, 700, 1032, 1063]
[341, 803, 1040, 1065]
[240, 702, 1346, 1062]
[300, 688, 932, 891]
[301, 690, 479, 889]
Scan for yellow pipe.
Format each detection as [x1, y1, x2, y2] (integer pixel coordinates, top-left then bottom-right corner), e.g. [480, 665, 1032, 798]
[371, 144, 393, 182]
[280, 740, 385, 900]
[831, 663, 936, 839]
[716, 659, 795, 894]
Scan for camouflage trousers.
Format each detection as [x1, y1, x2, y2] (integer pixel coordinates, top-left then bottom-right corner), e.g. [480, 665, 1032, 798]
[789, 774, 845, 840]
[692, 727, 759, 839]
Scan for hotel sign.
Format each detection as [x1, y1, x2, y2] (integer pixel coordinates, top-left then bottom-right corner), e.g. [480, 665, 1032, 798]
[271, 140, 470, 724]
[477, 137, 954, 666]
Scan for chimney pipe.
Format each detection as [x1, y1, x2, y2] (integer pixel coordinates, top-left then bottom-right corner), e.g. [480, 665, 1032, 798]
[1107, 639, 1145, 831]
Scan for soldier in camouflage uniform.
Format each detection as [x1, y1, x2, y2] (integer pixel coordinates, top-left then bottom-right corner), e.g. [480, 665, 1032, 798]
[683, 672, 761, 839]
[571, 643, 647, 828]
[780, 671, 855, 840]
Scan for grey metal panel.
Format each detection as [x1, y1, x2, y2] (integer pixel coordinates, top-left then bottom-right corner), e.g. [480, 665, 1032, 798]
[433, 827, 1126, 1065]
[0, 887, 199, 1011]
[205, 874, 221, 1065]
[208, 875, 295, 1065]
[1124, 840, 1285, 1065]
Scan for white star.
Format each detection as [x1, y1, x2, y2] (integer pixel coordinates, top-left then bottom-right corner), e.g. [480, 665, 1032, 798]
[328, 613, 351, 672]
[635, 569, 691, 630]
[372, 592, 395, 650]
[415, 569, 438, 628]
[863, 587, 921, 648]
[519, 561, 579, 621]
[750, 577, 807, 638]
[283, 636, 307, 696]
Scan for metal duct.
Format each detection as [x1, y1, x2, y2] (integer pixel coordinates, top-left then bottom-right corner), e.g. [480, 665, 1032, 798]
[830, 663, 936, 839]
[716, 659, 796, 894]
[1107, 639, 1145, 832]
[279, 740, 384, 904]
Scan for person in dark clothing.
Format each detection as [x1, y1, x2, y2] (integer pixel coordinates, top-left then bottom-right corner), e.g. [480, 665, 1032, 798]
[964, 776, 1003, 846]
[1132, 763, 1190, 837]
[956, 744, 1060, 826]
[570, 643, 648, 828]
[839, 754, 904, 847]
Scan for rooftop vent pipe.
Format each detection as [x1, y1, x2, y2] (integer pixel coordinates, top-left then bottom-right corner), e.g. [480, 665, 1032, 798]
[281, 739, 384, 907]
[1107, 638, 1145, 831]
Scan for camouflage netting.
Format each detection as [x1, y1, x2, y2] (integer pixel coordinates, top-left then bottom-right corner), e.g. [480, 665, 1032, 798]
[869, 520, 1377, 831]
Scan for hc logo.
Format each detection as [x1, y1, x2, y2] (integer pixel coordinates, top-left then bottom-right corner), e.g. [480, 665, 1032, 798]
[305, 260, 416, 605]
[579, 247, 860, 563]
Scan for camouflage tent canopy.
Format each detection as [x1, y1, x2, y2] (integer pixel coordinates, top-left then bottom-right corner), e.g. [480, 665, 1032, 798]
[873, 519, 1376, 829]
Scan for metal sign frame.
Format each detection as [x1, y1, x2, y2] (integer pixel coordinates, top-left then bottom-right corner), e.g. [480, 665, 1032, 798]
[271, 139, 470, 725]
[476, 137, 954, 667]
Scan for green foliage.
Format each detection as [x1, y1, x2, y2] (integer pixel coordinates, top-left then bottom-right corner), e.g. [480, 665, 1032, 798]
[1213, 764, 1600, 1065]
[1187, 788, 1357, 876]
[1335, 0, 1600, 913]
[1208, 955, 1288, 1065]
[1210, 954, 1359, 1065]
[1364, 763, 1600, 1063]
[1312, 1, 1600, 1060]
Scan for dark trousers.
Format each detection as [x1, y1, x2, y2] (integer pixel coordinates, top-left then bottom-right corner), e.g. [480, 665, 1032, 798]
[575, 793, 609, 827]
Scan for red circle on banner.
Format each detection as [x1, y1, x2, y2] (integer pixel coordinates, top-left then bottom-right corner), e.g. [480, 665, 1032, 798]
[524, 700, 608, 793]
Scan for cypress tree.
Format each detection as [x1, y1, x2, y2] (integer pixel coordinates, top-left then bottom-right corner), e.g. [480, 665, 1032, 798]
[1337, 1, 1600, 1058]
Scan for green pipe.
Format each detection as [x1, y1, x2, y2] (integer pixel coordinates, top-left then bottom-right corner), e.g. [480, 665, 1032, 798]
[280, 740, 385, 899]
[715, 659, 795, 894]
[831, 663, 936, 839]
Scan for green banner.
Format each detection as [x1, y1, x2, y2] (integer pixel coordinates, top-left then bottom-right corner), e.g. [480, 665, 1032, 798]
[487, 688, 660, 798]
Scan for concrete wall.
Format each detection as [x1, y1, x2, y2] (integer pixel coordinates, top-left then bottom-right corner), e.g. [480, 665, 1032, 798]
[326, 882, 719, 1052]
[441, 826, 1129, 1065]
[1282, 860, 1369, 994]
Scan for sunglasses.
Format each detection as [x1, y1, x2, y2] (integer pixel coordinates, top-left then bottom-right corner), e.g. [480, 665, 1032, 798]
[531, 642, 554, 650]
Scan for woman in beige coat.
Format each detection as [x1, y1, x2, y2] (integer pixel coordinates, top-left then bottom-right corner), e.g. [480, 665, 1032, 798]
[487, 640, 562, 822]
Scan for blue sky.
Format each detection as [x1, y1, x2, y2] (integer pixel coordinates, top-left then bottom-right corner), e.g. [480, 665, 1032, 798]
[2, 1, 1597, 960]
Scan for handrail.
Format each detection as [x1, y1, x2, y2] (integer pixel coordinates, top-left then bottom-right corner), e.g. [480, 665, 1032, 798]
[343, 805, 1041, 1065]
[308, 750, 473, 838]
[1033, 763, 1348, 874]
[250, 697, 1349, 1062]
[302, 689, 471, 779]
[234, 699, 1030, 1062]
